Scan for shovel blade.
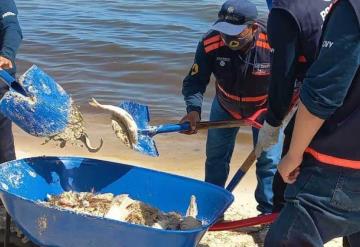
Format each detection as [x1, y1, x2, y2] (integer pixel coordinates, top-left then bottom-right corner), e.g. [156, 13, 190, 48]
[119, 101, 159, 157]
[0, 65, 71, 137]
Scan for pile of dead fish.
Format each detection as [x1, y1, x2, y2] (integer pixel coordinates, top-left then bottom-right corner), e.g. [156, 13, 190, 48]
[43, 191, 202, 230]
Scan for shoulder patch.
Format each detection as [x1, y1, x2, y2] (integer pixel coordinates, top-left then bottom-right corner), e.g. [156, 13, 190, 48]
[190, 64, 199, 75]
[2, 12, 16, 18]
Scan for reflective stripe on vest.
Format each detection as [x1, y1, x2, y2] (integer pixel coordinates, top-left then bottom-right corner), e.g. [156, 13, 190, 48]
[305, 147, 360, 169]
[216, 83, 268, 103]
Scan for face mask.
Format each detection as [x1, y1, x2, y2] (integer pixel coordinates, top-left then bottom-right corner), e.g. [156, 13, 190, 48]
[221, 27, 254, 51]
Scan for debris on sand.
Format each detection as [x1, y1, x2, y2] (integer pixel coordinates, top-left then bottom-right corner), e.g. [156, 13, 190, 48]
[44, 191, 202, 230]
[43, 104, 103, 152]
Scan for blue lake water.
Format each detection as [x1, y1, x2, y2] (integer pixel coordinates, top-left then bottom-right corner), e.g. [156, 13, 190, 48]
[16, 0, 268, 120]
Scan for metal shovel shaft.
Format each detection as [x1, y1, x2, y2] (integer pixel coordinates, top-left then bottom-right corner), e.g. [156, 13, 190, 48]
[196, 120, 248, 130]
[141, 120, 249, 137]
[0, 70, 28, 97]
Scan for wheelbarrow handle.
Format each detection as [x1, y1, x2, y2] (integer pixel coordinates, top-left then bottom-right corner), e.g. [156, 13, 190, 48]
[0, 69, 28, 97]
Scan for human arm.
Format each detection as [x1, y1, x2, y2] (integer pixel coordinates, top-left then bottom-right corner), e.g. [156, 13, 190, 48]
[278, 0, 360, 183]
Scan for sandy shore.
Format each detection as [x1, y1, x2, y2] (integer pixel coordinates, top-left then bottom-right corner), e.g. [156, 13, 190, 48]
[12, 113, 341, 247]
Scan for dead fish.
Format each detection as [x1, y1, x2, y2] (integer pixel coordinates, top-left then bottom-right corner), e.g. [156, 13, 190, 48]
[89, 98, 138, 148]
[79, 133, 104, 153]
[186, 195, 198, 218]
[181, 195, 202, 230]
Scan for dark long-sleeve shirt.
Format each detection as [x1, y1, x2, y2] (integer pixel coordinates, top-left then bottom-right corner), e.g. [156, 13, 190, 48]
[300, 0, 360, 119]
[266, 0, 272, 9]
[265, 9, 300, 127]
[0, 0, 22, 73]
[182, 40, 211, 115]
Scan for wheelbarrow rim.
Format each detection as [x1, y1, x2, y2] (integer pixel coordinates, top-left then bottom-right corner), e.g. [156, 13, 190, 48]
[0, 156, 234, 234]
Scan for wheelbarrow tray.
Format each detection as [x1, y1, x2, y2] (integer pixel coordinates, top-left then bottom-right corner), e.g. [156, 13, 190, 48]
[0, 156, 233, 247]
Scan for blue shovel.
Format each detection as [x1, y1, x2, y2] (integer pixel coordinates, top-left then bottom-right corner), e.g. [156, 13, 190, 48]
[118, 101, 249, 157]
[0, 66, 102, 152]
[0, 65, 71, 137]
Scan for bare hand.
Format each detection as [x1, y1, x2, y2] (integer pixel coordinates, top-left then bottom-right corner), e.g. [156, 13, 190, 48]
[278, 153, 303, 184]
[0, 56, 13, 70]
[179, 111, 200, 135]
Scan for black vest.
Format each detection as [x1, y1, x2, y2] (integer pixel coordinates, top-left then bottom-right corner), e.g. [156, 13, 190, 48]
[349, 0, 360, 24]
[306, 0, 360, 168]
[272, 0, 332, 79]
[205, 24, 271, 119]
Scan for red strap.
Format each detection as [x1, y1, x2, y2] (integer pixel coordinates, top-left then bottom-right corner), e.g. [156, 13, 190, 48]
[210, 213, 279, 231]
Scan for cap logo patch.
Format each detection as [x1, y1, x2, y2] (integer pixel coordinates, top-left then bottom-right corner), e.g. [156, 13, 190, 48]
[227, 6, 235, 14]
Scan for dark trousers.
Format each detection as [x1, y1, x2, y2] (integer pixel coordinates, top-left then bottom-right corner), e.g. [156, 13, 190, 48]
[272, 116, 294, 212]
[266, 160, 360, 247]
[0, 87, 15, 164]
[271, 116, 360, 246]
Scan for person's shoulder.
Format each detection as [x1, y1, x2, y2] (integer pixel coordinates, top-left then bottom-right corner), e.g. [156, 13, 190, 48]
[0, 0, 18, 16]
[272, 0, 302, 8]
[198, 30, 225, 54]
[201, 30, 221, 43]
[255, 18, 267, 32]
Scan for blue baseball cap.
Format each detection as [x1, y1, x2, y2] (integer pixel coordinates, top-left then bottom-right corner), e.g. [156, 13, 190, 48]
[212, 0, 258, 36]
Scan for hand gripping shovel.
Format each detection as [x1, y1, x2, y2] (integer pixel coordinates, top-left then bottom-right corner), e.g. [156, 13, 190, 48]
[0, 65, 102, 152]
[90, 98, 248, 157]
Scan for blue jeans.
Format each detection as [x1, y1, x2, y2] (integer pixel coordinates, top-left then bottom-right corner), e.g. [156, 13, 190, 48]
[205, 98, 284, 213]
[265, 158, 360, 247]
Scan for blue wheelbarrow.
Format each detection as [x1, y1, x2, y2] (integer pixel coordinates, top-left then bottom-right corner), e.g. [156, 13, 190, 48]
[0, 156, 233, 247]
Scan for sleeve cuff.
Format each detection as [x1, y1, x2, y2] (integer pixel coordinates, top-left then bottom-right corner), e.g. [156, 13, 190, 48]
[265, 111, 283, 127]
[0, 51, 15, 63]
[186, 105, 202, 117]
[299, 90, 330, 120]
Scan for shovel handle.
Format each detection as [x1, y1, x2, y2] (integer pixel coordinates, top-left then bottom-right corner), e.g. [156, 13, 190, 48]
[0, 69, 14, 87]
[155, 122, 191, 134]
[196, 120, 247, 130]
[0, 70, 28, 97]
[154, 120, 248, 135]
[226, 150, 256, 192]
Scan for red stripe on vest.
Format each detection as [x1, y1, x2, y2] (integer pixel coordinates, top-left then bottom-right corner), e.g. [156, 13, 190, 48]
[258, 33, 268, 40]
[255, 41, 271, 50]
[217, 83, 268, 102]
[305, 147, 360, 169]
[205, 41, 225, 53]
[203, 35, 221, 46]
[252, 70, 270, 76]
[298, 55, 307, 63]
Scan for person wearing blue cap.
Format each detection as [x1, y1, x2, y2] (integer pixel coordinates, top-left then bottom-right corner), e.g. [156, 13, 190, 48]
[180, 0, 284, 216]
